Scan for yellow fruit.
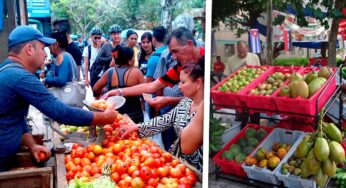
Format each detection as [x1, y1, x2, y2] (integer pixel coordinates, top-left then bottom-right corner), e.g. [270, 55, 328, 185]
[258, 159, 268, 168]
[268, 156, 281, 170]
[266, 151, 275, 160]
[277, 148, 287, 160]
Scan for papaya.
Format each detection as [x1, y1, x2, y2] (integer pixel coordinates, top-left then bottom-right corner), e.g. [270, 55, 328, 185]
[290, 80, 309, 98]
[318, 66, 332, 79]
[329, 141, 345, 164]
[314, 138, 330, 162]
[315, 169, 328, 188]
[308, 77, 327, 98]
[294, 136, 311, 158]
[325, 123, 342, 143]
[322, 158, 336, 177]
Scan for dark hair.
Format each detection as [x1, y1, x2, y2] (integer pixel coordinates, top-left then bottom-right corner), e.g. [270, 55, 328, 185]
[126, 30, 138, 39]
[152, 26, 167, 43]
[117, 47, 134, 66]
[52, 18, 71, 34]
[51, 30, 69, 49]
[167, 27, 194, 46]
[112, 44, 122, 52]
[182, 57, 204, 81]
[216, 56, 221, 59]
[140, 32, 155, 60]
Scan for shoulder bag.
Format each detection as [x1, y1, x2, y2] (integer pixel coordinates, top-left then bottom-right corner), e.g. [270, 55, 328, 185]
[49, 53, 86, 108]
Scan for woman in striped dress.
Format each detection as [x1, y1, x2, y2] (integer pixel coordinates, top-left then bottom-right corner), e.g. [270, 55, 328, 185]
[119, 62, 204, 172]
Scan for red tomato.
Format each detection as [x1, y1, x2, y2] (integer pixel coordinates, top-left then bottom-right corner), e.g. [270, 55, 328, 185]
[102, 139, 110, 147]
[144, 157, 156, 168]
[117, 180, 129, 188]
[170, 167, 183, 179]
[157, 166, 169, 178]
[128, 165, 138, 176]
[170, 159, 180, 167]
[112, 143, 123, 154]
[72, 143, 81, 150]
[131, 177, 144, 188]
[154, 158, 163, 167]
[75, 148, 86, 158]
[82, 165, 92, 174]
[162, 152, 173, 163]
[176, 164, 186, 174]
[80, 158, 91, 166]
[179, 184, 192, 188]
[66, 170, 75, 181]
[131, 170, 140, 178]
[86, 144, 95, 153]
[73, 158, 81, 165]
[38, 152, 47, 162]
[179, 177, 190, 185]
[186, 174, 197, 185]
[139, 166, 152, 181]
[116, 161, 129, 175]
[103, 125, 114, 132]
[87, 152, 96, 162]
[65, 161, 75, 171]
[111, 172, 121, 182]
[65, 155, 72, 163]
[147, 177, 159, 187]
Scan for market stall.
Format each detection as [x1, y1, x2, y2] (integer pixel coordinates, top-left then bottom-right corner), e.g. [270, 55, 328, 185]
[210, 65, 345, 188]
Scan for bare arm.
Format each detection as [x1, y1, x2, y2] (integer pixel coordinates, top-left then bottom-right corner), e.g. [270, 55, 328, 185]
[22, 133, 51, 162]
[93, 69, 109, 97]
[147, 96, 183, 109]
[180, 102, 203, 154]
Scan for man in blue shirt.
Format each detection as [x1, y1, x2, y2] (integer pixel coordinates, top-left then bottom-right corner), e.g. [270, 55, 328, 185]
[0, 26, 118, 171]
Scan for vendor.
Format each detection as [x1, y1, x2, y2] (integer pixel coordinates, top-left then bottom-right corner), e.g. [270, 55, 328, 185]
[0, 26, 118, 171]
[119, 61, 204, 172]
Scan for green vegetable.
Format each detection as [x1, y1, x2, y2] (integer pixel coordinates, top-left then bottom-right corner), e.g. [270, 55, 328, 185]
[93, 163, 117, 188]
[68, 177, 94, 188]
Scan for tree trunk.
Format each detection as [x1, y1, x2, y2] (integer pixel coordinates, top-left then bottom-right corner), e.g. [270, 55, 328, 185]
[161, 0, 177, 33]
[266, 0, 273, 65]
[328, 0, 346, 67]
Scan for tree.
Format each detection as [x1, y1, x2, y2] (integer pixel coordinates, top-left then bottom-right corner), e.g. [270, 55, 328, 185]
[212, 0, 346, 66]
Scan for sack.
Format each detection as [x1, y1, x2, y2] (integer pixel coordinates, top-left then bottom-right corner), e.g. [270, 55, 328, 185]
[49, 53, 86, 108]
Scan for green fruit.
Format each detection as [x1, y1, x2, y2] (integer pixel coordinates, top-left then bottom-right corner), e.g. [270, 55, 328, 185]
[279, 86, 290, 97]
[315, 169, 328, 188]
[314, 138, 330, 162]
[326, 123, 342, 143]
[293, 168, 301, 176]
[237, 137, 247, 148]
[329, 141, 346, 164]
[247, 138, 259, 147]
[245, 128, 256, 139]
[307, 154, 321, 175]
[256, 128, 267, 140]
[308, 77, 327, 98]
[256, 148, 266, 161]
[235, 153, 246, 164]
[290, 72, 303, 82]
[225, 151, 235, 160]
[243, 146, 254, 155]
[290, 80, 309, 99]
[322, 158, 336, 177]
[300, 160, 311, 179]
[305, 71, 318, 84]
[294, 137, 310, 158]
[229, 144, 241, 153]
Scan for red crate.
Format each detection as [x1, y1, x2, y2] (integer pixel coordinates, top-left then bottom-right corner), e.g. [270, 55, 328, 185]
[212, 124, 274, 177]
[240, 66, 303, 113]
[211, 66, 272, 109]
[275, 117, 315, 132]
[273, 67, 337, 116]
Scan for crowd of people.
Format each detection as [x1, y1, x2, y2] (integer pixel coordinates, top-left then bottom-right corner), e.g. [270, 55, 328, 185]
[0, 13, 204, 172]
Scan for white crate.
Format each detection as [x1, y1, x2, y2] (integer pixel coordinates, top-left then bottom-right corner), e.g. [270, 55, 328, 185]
[242, 128, 305, 185]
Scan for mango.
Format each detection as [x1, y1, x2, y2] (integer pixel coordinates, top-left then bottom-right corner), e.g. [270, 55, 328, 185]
[307, 154, 321, 175]
[300, 160, 311, 179]
[305, 71, 318, 84]
[318, 66, 332, 79]
[326, 123, 342, 143]
[315, 169, 328, 188]
[294, 137, 311, 158]
[322, 158, 336, 177]
[268, 156, 280, 170]
[313, 138, 330, 162]
[308, 77, 327, 98]
[329, 141, 345, 164]
[290, 80, 309, 98]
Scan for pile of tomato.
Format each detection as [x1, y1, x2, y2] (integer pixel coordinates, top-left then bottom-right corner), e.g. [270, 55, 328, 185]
[65, 139, 197, 188]
[102, 114, 138, 147]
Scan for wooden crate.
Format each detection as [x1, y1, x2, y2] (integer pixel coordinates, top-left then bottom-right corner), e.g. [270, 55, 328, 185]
[0, 167, 52, 188]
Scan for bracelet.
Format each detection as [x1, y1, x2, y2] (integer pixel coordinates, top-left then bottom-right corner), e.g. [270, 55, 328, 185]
[119, 88, 123, 96]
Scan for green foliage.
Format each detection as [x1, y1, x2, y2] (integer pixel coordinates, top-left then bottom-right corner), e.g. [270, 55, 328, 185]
[273, 58, 309, 66]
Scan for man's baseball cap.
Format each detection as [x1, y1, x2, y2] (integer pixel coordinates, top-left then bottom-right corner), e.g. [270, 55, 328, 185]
[8, 25, 56, 48]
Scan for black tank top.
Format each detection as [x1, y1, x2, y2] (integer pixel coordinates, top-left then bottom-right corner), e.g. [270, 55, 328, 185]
[106, 67, 143, 123]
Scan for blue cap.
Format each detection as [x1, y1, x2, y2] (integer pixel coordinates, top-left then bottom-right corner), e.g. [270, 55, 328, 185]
[8, 25, 56, 48]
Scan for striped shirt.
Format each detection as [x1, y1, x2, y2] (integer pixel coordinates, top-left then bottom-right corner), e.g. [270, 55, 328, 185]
[139, 98, 203, 172]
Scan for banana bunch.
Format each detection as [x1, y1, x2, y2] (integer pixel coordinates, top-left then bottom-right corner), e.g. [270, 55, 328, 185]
[293, 119, 345, 188]
[334, 168, 346, 187]
[209, 117, 226, 154]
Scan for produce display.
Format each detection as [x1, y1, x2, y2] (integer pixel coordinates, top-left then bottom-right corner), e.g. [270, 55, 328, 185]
[278, 120, 345, 187]
[64, 115, 197, 188]
[278, 67, 331, 99]
[91, 99, 112, 111]
[249, 72, 290, 96]
[221, 127, 268, 164]
[60, 124, 91, 136]
[218, 67, 267, 93]
[244, 142, 291, 170]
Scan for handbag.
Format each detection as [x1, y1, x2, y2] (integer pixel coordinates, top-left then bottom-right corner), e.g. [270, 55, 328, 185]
[49, 53, 86, 108]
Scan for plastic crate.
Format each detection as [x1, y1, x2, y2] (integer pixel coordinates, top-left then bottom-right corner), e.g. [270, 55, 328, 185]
[212, 124, 274, 177]
[211, 66, 273, 109]
[273, 67, 337, 116]
[221, 121, 241, 147]
[242, 128, 305, 185]
[274, 134, 316, 188]
[240, 66, 302, 113]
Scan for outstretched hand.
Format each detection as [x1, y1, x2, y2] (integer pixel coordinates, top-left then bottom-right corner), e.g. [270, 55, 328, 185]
[102, 89, 120, 100]
[119, 124, 139, 138]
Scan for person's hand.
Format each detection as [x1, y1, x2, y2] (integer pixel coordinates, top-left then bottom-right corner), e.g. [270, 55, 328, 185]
[85, 78, 90, 87]
[119, 123, 139, 138]
[103, 102, 118, 121]
[30, 144, 51, 162]
[147, 96, 167, 110]
[102, 89, 120, 100]
[39, 72, 45, 78]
